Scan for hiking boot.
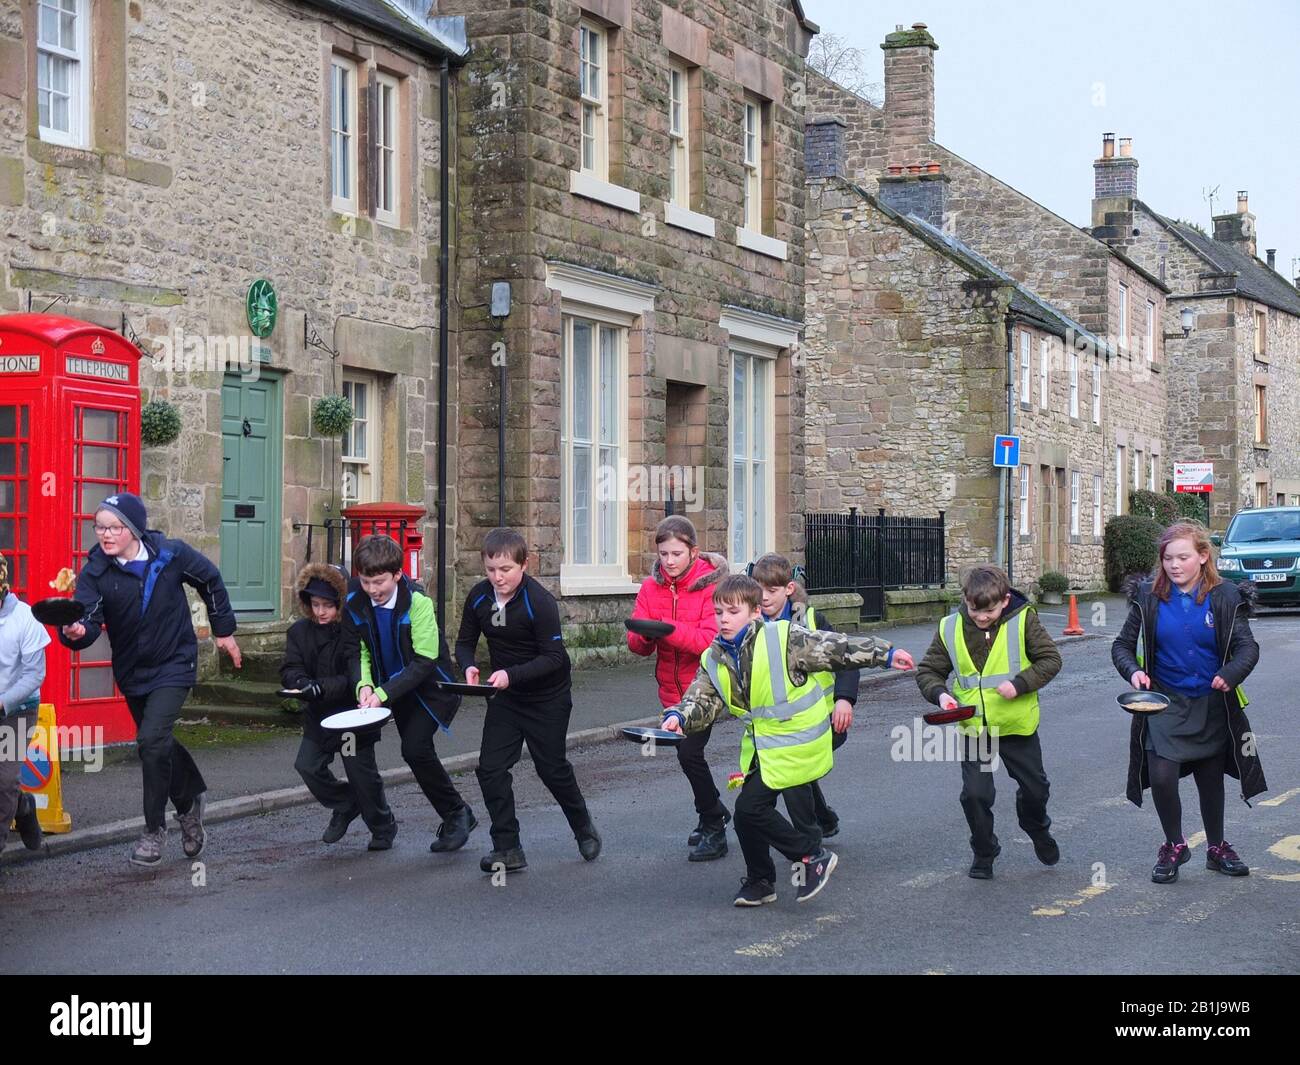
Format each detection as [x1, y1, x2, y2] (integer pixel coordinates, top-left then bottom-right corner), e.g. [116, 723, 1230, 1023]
[1206, 840, 1249, 877]
[1152, 839, 1191, 884]
[323, 809, 358, 845]
[429, 806, 478, 853]
[129, 829, 167, 867]
[733, 878, 778, 907]
[688, 808, 730, 862]
[795, 850, 839, 903]
[1030, 830, 1060, 866]
[969, 843, 1002, 880]
[687, 819, 706, 848]
[480, 847, 527, 874]
[177, 793, 207, 859]
[576, 822, 602, 862]
[15, 792, 43, 851]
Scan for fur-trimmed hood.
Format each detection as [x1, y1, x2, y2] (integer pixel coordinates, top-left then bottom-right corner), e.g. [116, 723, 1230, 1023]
[650, 551, 728, 591]
[1122, 573, 1257, 618]
[296, 563, 349, 618]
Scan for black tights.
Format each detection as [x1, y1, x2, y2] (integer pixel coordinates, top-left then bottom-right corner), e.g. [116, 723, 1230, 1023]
[1146, 750, 1226, 845]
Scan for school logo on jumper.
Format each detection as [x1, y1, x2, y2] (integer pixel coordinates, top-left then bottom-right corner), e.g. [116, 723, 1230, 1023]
[49, 997, 151, 1045]
[1205, 610, 1214, 629]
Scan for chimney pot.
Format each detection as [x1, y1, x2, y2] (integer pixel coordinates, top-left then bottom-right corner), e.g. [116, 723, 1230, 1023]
[1102, 133, 1115, 159]
[1266, 249, 1276, 270]
[1237, 191, 1249, 214]
[1118, 137, 1132, 158]
[912, 22, 928, 29]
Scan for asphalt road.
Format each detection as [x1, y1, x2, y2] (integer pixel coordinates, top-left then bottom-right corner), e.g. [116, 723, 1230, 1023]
[2, 613, 1297, 974]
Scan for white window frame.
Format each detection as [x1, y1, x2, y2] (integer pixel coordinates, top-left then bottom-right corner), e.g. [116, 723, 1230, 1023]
[1069, 351, 1079, 419]
[1118, 283, 1129, 353]
[36, 0, 90, 148]
[1149, 454, 1157, 491]
[742, 95, 762, 233]
[1092, 357, 1102, 425]
[341, 374, 381, 506]
[1019, 463, 1031, 535]
[1132, 449, 1140, 496]
[1019, 332, 1031, 404]
[1070, 472, 1080, 537]
[668, 62, 689, 209]
[1145, 300, 1156, 362]
[1093, 473, 1103, 536]
[374, 72, 400, 227]
[1039, 336, 1049, 410]
[1115, 446, 1124, 514]
[330, 55, 359, 214]
[728, 345, 776, 569]
[579, 21, 608, 180]
[1255, 384, 1267, 444]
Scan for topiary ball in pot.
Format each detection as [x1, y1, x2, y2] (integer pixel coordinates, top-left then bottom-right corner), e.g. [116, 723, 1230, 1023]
[140, 399, 182, 447]
[1037, 570, 1069, 603]
[313, 394, 354, 437]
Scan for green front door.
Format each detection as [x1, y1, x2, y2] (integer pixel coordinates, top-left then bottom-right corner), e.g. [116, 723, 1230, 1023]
[220, 373, 282, 616]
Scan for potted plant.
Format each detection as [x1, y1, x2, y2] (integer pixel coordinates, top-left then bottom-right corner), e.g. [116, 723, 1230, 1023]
[312, 394, 354, 438]
[1037, 570, 1069, 605]
[140, 399, 182, 447]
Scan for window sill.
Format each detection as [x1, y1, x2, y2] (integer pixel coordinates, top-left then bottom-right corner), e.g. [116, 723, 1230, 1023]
[559, 568, 641, 597]
[736, 227, 787, 260]
[569, 170, 640, 213]
[664, 202, 715, 238]
[1253, 443, 1270, 451]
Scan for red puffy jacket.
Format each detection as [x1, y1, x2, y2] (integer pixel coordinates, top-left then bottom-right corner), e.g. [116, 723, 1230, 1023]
[627, 552, 728, 708]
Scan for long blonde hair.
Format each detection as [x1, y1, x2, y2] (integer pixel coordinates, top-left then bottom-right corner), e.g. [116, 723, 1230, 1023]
[1153, 521, 1221, 603]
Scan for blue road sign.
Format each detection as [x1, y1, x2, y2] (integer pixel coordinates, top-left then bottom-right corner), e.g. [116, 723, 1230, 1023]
[993, 435, 1020, 468]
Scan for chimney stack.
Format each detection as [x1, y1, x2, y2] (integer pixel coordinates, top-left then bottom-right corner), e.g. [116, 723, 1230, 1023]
[1213, 189, 1257, 258]
[805, 117, 846, 181]
[881, 21, 939, 170]
[1091, 133, 1138, 238]
[1266, 249, 1276, 271]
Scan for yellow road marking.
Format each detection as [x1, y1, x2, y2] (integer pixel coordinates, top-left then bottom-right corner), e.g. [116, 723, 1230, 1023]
[1032, 881, 1115, 917]
[1260, 787, 1300, 808]
[1262, 836, 1300, 881]
[734, 914, 845, 958]
[1186, 831, 1206, 849]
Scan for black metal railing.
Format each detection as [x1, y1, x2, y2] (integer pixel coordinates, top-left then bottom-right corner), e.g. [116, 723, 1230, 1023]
[803, 508, 946, 620]
[291, 517, 411, 573]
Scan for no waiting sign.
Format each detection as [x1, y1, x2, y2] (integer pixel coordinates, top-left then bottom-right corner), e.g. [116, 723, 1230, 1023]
[1174, 462, 1214, 493]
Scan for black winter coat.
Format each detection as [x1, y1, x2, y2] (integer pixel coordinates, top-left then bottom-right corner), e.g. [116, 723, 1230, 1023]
[59, 530, 237, 696]
[1111, 576, 1267, 807]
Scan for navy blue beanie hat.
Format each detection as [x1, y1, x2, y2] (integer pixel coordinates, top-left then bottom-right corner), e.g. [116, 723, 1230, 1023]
[96, 492, 148, 539]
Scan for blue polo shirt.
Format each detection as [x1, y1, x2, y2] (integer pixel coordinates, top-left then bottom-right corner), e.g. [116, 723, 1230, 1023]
[1153, 584, 1219, 697]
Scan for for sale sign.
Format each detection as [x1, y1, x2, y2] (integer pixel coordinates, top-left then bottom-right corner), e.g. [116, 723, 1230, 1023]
[1174, 462, 1214, 493]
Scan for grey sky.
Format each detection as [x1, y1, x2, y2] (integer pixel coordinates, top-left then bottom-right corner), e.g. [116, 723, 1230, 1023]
[803, 0, 1300, 286]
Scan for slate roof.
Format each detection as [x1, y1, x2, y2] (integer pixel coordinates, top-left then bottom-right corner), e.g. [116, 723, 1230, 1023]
[300, 0, 469, 59]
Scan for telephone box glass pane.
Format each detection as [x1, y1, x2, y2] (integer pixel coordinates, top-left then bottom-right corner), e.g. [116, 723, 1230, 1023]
[81, 445, 119, 480]
[82, 410, 120, 443]
[80, 519, 95, 554]
[78, 631, 112, 663]
[81, 480, 114, 515]
[77, 666, 116, 700]
[0, 482, 11, 511]
[0, 407, 14, 435]
[0, 518, 11, 550]
[0, 444, 13, 475]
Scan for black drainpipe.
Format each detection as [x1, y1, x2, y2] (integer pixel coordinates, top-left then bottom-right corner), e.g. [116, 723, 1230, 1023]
[436, 54, 451, 633]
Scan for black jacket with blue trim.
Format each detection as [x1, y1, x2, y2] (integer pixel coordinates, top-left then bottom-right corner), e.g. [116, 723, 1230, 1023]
[341, 574, 461, 727]
[455, 574, 571, 702]
[58, 530, 237, 696]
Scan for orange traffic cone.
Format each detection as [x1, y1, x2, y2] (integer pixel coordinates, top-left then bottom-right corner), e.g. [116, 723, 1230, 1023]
[1062, 594, 1085, 636]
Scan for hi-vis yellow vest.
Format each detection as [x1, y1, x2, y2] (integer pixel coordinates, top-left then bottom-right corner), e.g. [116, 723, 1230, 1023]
[701, 621, 834, 790]
[939, 609, 1039, 737]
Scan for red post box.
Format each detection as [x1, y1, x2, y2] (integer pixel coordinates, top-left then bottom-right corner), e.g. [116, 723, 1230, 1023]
[0, 314, 142, 743]
[341, 502, 427, 582]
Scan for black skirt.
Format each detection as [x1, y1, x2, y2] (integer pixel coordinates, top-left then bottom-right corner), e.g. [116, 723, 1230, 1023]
[1145, 683, 1229, 762]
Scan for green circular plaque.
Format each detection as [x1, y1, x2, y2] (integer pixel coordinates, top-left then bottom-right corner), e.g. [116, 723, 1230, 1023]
[246, 279, 278, 338]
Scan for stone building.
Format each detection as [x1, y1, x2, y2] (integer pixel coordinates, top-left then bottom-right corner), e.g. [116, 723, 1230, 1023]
[0, 0, 466, 656]
[1090, 141, 1300, 525]
[442, 0, 816, 645]
[803, 21, 1170, 589]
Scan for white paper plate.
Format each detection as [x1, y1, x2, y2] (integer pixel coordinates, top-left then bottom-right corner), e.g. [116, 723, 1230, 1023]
[321, 707, 392, 730]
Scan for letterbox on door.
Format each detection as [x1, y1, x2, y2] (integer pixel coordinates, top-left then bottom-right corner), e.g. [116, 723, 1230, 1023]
[0, 314, 142, 743]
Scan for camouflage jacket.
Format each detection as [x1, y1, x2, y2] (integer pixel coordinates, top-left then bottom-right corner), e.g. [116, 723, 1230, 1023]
[664, 620, 894, 734]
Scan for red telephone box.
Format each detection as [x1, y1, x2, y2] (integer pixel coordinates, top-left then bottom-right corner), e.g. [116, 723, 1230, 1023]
[0, 314, 142, 743]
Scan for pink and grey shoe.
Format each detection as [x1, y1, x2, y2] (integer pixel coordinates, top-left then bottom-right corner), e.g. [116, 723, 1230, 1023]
[1151, 839, 1190, 884]
[1206, 840, 1249, 877]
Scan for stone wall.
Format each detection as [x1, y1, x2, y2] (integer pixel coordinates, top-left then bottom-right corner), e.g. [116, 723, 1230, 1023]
[445, 0, 810, 629]
[0, 0, 450, 622]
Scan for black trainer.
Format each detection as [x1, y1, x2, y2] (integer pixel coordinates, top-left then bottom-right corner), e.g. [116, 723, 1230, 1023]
[480, 847, 527, 874]
[688, 808, 730, 862]
[687, 820, 706, 848]
[15, 792, 43, 851]
[1206, 840, 1249, 877]
[323, 809, 358, 845]
[795, 850, 838, 902]
[969, 843, 1002, 880]
[367, 819, 398, 851]
[429, 806, 478, 853]
[1152, 839, 1191, 883]
[733, 878, 777, 907]
[1030, 831, 1060, 866]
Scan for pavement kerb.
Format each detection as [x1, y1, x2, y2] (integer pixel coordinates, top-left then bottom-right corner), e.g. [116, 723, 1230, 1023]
[2, 633, 1111, 868]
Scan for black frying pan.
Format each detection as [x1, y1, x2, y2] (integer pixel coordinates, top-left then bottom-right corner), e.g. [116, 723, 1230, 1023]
[31, 598, 88, 628]
[625, 618, 676, 639]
